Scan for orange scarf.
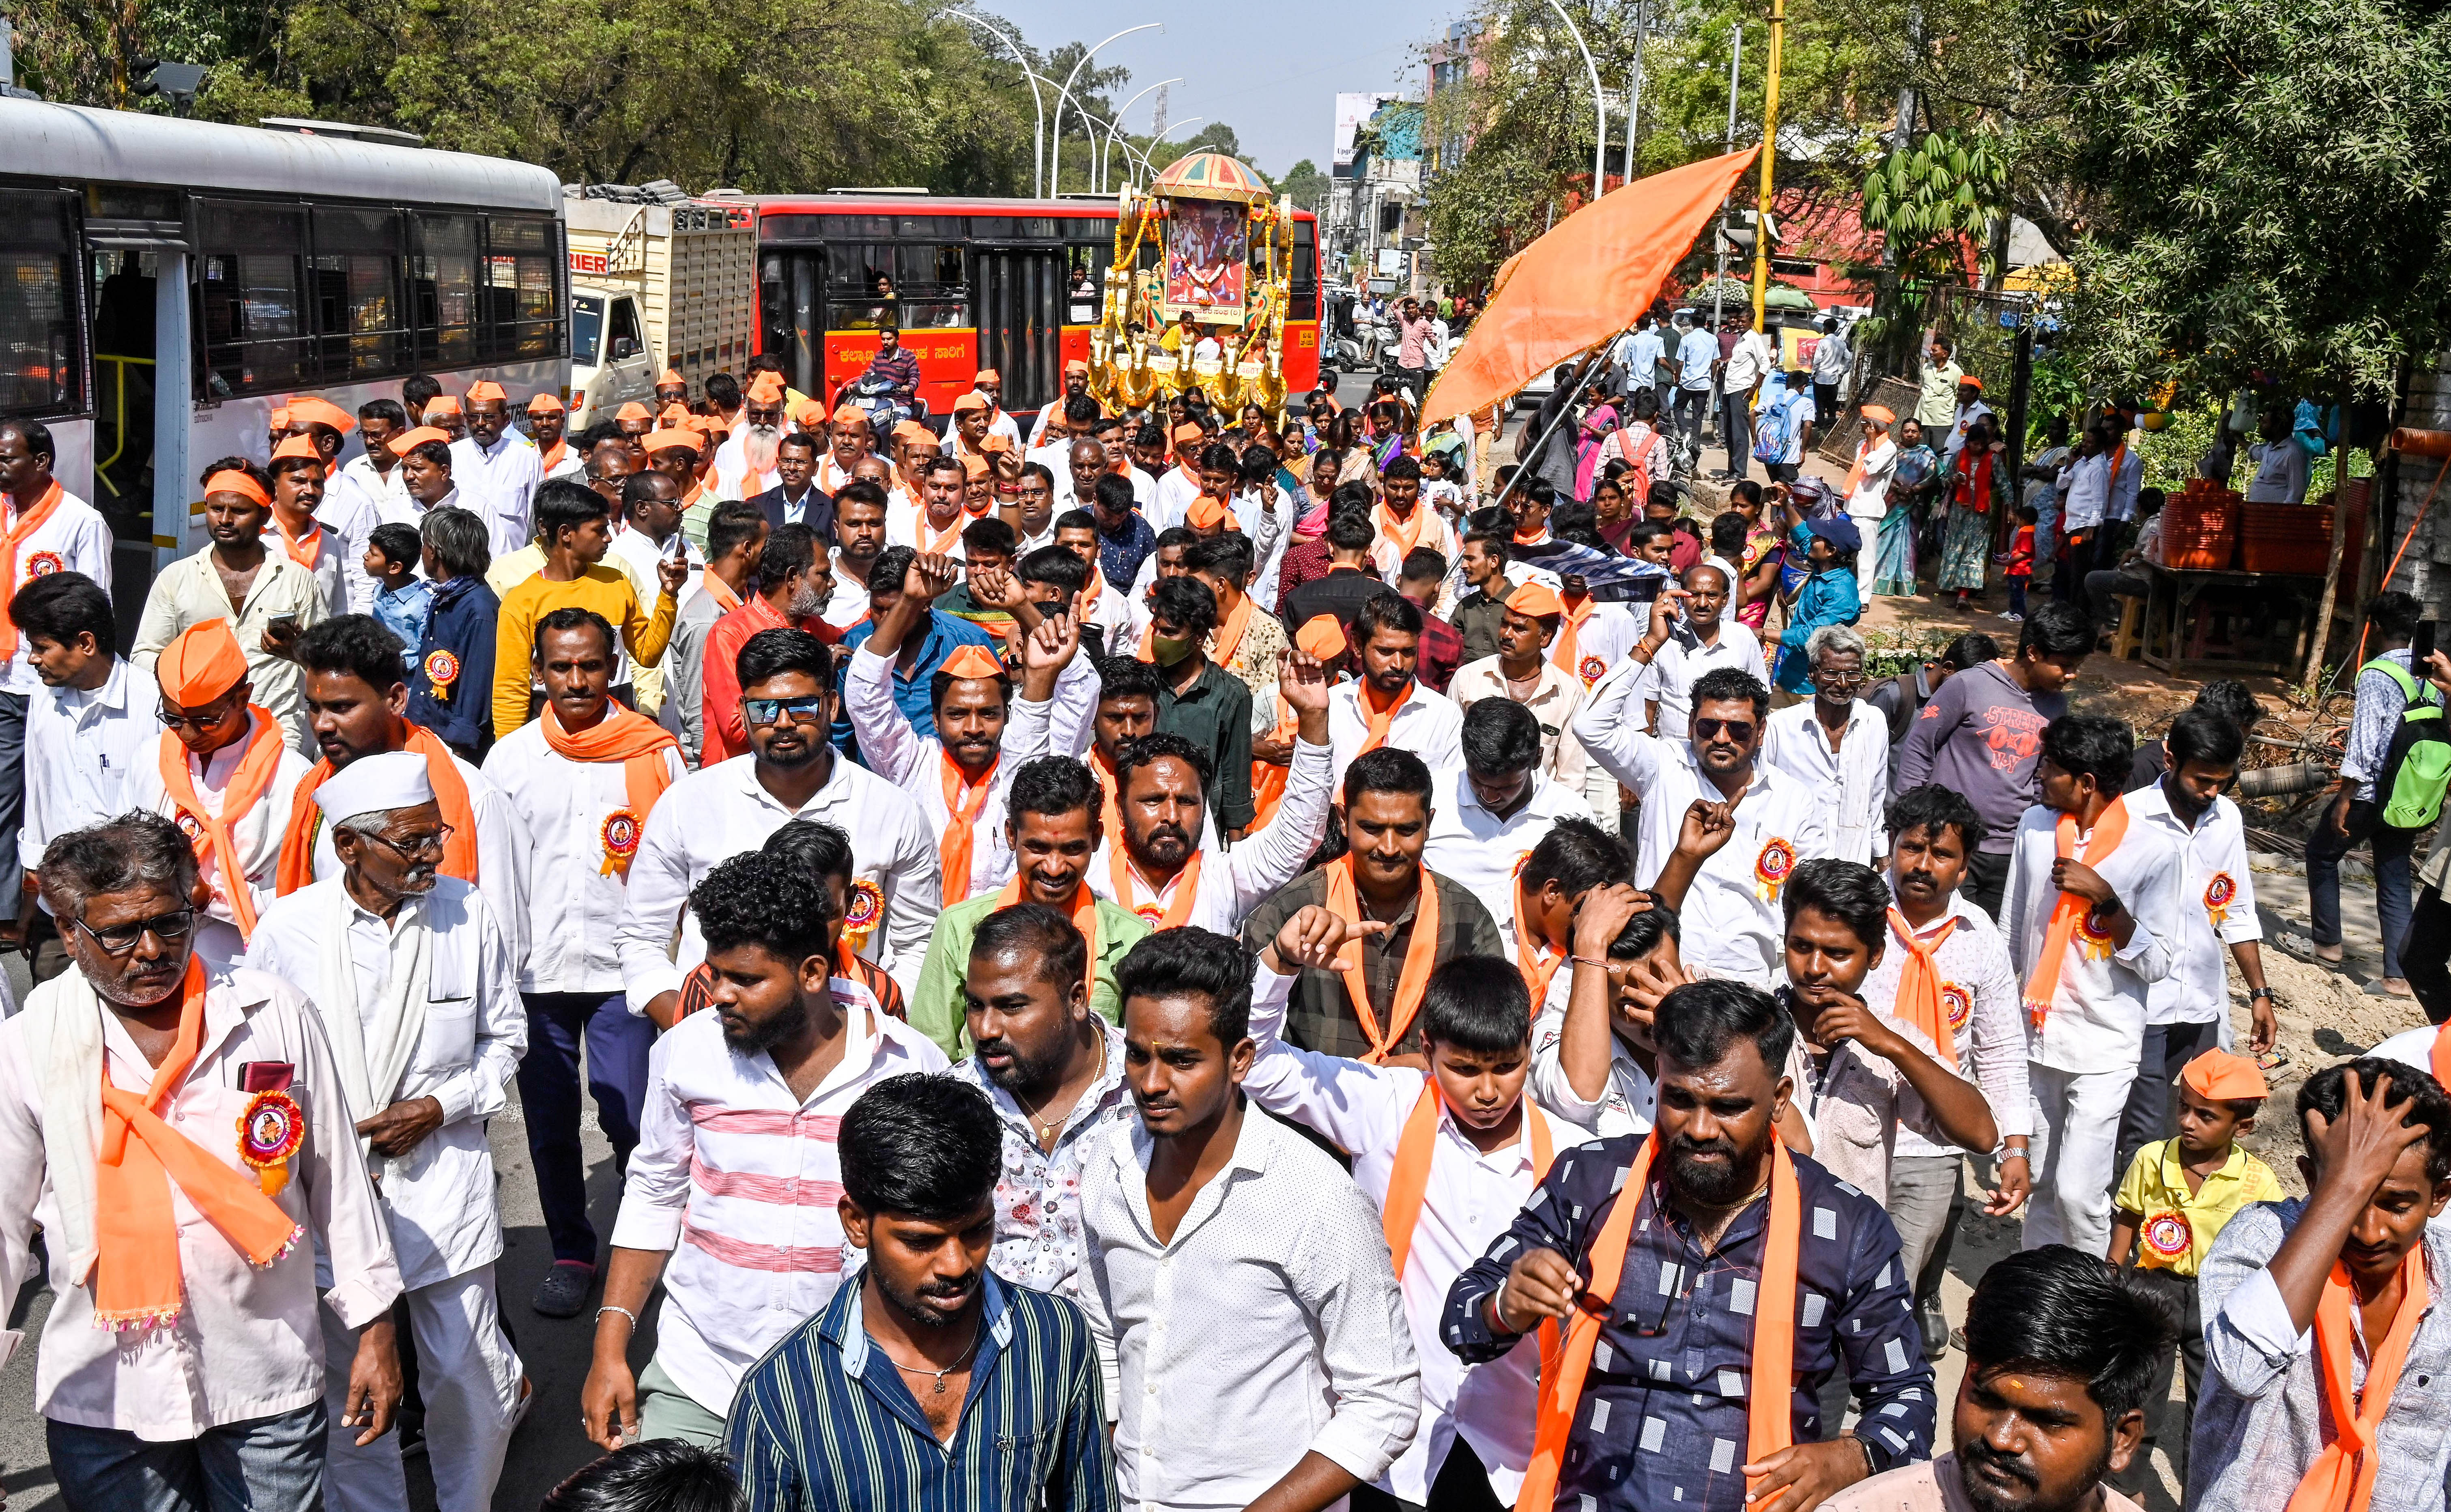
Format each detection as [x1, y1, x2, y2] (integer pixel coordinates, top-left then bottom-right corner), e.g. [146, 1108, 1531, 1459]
[2285, 1250, 2430, 1512]
[1520, 1133, 1800, 1512]
[938, 751, 1001, 904]
[1211, 592, 1256, 672]
[157, 711, 287, 941]
[93, 959, 305, 1329]
[2021, 799, 2131, 1028]
[995, 874, 1100, 966]
[2431, 1021, 2451, 1090]
[1110, 848, 1202, 929]
[1887, 909, 1962, 1066]
[1357, 680, 1414, 757]
[0, 479, 65, 660]
[1551, 593, 1597, 682]
[1090, 745, 1125, 843]
[1843, 437, 1876, 497]
[1952, 446, 1995, 514]
[1383, 1080, 1554, 1280]
[1249, 706, 1299, 832]
[540, 702, 679, 877]
[1322, 854, 1441, 1063]
[539, 439, 568, 473]
[700, 568, 744, 615]
[922, 509, 964, 555]
[275, 724, 481, 894]
[275, 516, 322, 572]
[1511, 877, 1564, 1010]
[1376, 501, 1430, 558]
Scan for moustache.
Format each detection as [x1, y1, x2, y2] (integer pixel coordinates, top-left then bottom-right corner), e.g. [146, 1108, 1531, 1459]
[1668, 1133, 1737, 1161]
[1959, 1434, 2038, 1492]
[918, 1270, 979, 1300]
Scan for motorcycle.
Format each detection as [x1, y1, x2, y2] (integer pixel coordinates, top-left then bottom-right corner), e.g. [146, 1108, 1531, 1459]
[836, 372, 927, 444]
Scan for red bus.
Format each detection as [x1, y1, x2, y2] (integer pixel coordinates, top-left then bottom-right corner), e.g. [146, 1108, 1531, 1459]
[748, 193, 1322, 422]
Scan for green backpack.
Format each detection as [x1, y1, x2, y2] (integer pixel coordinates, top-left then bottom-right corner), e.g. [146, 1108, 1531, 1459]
[2368, 657, 2451, 829]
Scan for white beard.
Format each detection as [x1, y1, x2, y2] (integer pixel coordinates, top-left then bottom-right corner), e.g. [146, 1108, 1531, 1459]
[744, 426, 782, 475]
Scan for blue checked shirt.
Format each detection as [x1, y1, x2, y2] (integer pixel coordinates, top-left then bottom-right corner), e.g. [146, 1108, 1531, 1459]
[1440, 1136, 1934, 1512]
[727, 1270, 1116, 1512]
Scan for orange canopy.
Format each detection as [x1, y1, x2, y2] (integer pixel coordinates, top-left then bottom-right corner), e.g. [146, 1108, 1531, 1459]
[1421, 148, 1760, 428]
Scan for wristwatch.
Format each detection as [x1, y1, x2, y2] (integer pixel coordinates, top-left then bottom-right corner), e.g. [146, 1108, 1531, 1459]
[2248, 986, 2275, 1002]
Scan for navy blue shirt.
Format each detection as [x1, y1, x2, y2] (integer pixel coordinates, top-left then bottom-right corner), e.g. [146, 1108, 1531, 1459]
[406, 576, 499, 755]
[831, 608, 1000, 759]
[1443, 1136, 1935, 1512]
[727, 1271, 1115, 1512]
[1095, 510, 1158, 588]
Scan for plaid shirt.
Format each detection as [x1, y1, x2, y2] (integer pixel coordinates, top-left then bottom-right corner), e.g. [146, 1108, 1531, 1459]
[1242, 866, 1506, 1060]
[1414, 610, 1464, 694]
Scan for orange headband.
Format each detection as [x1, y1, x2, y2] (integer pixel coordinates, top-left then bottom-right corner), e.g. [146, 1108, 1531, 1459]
[203, 470, 271, 506]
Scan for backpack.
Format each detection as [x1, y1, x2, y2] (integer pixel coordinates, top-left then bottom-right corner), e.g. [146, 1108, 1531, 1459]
[1614, 426, 1666, 503]
[2368, 657, 2451, 830]
[1753, 392, 1799, 463]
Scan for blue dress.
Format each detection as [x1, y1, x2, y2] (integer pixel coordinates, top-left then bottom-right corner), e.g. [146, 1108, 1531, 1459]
[1775, 564, 1862, 692]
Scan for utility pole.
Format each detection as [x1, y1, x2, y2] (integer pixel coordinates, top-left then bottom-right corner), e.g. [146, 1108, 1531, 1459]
[1750, 0, 1783, 332]
[1623, 2, 1646, 179]
[1710, 26, 1742, 337]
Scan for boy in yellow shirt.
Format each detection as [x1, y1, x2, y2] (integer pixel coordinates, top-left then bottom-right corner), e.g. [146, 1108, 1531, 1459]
[492, 478, 686, 735]
[2106, 1047, 2282, 1499]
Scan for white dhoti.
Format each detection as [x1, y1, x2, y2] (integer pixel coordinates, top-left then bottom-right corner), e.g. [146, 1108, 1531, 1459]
[320, 1263, 522, 1512]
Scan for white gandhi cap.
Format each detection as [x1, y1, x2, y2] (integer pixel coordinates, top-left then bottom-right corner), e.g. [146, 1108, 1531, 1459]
[313, 750, 436, 819]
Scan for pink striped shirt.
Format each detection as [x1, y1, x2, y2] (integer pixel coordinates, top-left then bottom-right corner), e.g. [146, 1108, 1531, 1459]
[609, 980, 950, 1417]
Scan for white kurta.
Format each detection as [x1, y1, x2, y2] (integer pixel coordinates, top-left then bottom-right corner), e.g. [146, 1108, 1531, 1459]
[0, 488, 115, 696]
[302, 752, 535, 973]
[1762, 699, 1893, 865]
[2124, 779, 2262, 1036]
[1326, 680, 1465, 785]
[445, 432, 542, 559]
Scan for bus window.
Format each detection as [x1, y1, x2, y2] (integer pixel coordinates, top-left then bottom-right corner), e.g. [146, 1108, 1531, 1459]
[571, 293, 605, 367]
[1064, 245, 1106, 322]
[1291, 219, 1318, 321]
[485, 215, 562, 360]
[198, 199, 311, 395]
[0, 189, 83, 419]
[900, 300, 966, 330]
[897, 243, 964, 288]
[827, 242, 890, 293]
[310, 205, 405, 379]
[412, 213, 480, 367]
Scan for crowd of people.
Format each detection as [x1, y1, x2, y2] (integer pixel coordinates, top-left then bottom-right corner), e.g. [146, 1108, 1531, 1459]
[0, 338, 2444, 1512]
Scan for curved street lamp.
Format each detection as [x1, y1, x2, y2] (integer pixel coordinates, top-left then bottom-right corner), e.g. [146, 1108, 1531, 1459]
[949, 9, 1047, 197]
[1050, 22, 1162, 193]
[1102, 76, 1183, 192]
[1542, 0, 1608, 198]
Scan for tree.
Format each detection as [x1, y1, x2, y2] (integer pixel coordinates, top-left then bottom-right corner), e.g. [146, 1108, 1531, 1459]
[1278, 159, 1329, 211]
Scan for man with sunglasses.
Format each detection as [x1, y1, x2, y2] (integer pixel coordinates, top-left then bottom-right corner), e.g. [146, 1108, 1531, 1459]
[126, 617, 314, 973]
[1761, 624, 1892, 866]
[619, 626, 940, 1027]
[245, 751, 527, 1512]
[1574, 587, 1832, 987]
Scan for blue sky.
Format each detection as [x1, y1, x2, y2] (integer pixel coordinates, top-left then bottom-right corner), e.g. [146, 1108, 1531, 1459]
[979, 0, 1449, 177]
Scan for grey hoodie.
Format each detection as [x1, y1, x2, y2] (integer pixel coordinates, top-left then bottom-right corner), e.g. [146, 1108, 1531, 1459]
[1893, 660, 2068, 853]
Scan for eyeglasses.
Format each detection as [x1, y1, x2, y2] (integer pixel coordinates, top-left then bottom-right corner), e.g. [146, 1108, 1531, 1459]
[157, 698, 245, 733]
[73, 906, 198, 956]
[1692, 718, 1757, 743]
[359, 824, 455, 861]
[744, 695, 830, 727]
[1812, 670, 1868, 692]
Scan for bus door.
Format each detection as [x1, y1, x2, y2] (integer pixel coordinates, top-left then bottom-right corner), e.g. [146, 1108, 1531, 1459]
[971, 244, 1062, 413]
[759, 246, 825, 401]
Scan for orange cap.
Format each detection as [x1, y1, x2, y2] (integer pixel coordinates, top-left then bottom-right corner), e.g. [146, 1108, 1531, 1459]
[892, 420, 933, 446]
[1171, 422, 1205, 447]
[642, 428, 701, 455]
[425, 394, 462, 415]
[466, 379, 506, 403]
[660, 402, 693, 426]
[1858, 404, 1896, 427]
[156, 619, 251, 706]
[1506, 582, 1565, 618]
[527, 392, 566, 413]
[658, 368, 685, 387]
[1186, 497, 1236, 530]
[1959, 376, 1984, 393]
[286, 396, 356, 434]
[952, 391, 991, 413]
[833, 403, 869, 426]
[746, 373, 786, 404]
[1064, 358, 1091, 376]
[2180, 1049, 2269, 1105]
[790, 398, 826, 429]
[203, 469, 271, 506]
[975, 369, 1000, 384]
[387, 426, 452, 456]
[962, 455, 991, 480]
[939, 644, 1007, 682]
[980, 434, 1014, 455]
[270, 406, 291, 428]
[615, 401, 652, 423]
[1294, 614, 1347, 660]
[270, 434, 322, 465]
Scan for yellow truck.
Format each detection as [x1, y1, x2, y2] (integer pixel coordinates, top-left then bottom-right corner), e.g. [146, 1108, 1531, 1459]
[564, 188, 758, 426]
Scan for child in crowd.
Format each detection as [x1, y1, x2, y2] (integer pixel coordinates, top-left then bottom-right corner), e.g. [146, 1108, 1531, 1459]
[2106, 1047, 2279, 1500]
[2004, 503, 2038, 623]
[365, 521, 434, 673]
[408, 503, 500, 760]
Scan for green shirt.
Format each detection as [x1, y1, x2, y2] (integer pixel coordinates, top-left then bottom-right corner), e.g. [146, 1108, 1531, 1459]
[1157, 660, 1256, 831]
[908, 890, 1155, 1059]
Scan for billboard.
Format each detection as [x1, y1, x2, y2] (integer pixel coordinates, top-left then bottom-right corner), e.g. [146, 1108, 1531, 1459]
[1333, 91, 1402, 168]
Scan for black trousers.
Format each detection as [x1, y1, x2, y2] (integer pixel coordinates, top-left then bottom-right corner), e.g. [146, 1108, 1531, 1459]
[2110, 1269, 2202, 1500]
[2116, 1020, 2223, 1180]
[1348, 1435, 1509, 1512]
[1964, 848, 2012, 924]
[2408, 881, 2451, 1025]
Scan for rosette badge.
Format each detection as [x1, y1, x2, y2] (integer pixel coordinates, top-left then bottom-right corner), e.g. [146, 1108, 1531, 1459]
[239, 1088, 306, 1196]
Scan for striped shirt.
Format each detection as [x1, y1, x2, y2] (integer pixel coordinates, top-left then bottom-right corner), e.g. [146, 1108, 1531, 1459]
[608, 981, 951, 1418]
[727, 1271, 1115, 1512]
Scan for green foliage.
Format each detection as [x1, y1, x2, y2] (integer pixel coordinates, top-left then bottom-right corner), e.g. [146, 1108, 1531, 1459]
[1278, 159, 1329, 212]
[1860, 131, 2006, 282]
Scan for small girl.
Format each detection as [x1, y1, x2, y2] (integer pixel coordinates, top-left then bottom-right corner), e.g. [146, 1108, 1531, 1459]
[2004, 503, 2039, 622]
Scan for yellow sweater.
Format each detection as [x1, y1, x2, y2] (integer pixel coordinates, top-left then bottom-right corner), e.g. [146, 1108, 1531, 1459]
[492, 564, 677, 734]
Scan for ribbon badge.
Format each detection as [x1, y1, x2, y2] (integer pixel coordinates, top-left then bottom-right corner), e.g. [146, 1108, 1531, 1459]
[1753, 837, 1797, 902]
[2141, 1210, 2192, 1261]
[2075, 910, 2117, 962]
[599, 808, 642, 876]
[841, 876, 885, 948]
[1578, 654, 1607, 688]
[174, 812, 203, 841]
[423, 647, 460, 703]
[1940, 981, 1974, 1032]
[238, 1088, 305, 1197]
[25, 551, 64, 578]
[2204, 871, 2237, 929]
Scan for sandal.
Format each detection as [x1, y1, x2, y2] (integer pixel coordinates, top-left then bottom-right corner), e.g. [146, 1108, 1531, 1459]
[2270, 931, 2343, 966]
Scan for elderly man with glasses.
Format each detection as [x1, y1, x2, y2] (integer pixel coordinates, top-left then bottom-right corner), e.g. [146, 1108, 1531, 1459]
[245, 750, 527, 1512]
[1761, 624, 1894, 865]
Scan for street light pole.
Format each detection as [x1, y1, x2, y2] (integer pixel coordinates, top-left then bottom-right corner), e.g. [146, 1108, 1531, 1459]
[1624, 2, 1646, 179]
[1104, 76, 1184, 192]
[1711, 25, 1742, 337]
[1051, 22, 1161, 194]
[1751, 0, 1783, 331]
[1541, 0, 1607, 201]
[1149, 116, 1204, 173]
[950, 9, 1046, 198]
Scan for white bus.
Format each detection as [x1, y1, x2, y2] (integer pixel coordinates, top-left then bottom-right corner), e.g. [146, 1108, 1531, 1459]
[0, 97, 568, 591]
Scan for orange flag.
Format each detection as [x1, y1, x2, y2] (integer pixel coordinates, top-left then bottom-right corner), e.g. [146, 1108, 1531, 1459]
[1421, 148, 1761, 428]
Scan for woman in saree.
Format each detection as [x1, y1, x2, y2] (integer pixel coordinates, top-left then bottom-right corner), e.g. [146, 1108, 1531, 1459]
[1937, 414, 2008, 608]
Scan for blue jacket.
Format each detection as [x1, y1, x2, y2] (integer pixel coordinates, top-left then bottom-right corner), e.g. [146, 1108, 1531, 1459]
[407, 576, 500, 752]
[830, 609, 1001, 761]
[1775, 564, 1860, 693]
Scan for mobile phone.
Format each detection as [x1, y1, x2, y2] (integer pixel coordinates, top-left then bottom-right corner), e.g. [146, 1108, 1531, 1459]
[2417, 620, 2440, 667]
[265, 613, 300, 635]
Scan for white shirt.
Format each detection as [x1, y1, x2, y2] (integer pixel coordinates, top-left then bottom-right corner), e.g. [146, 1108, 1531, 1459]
[2245, 439, 2310, 505]
[1242, 486, 1297, 612]
[1762, 699, 1893, 865]
[329, 455, 410, 546]
[1874, 893, 2034, 1160]
[615, 753, 940, 1010]
[1555, 600, 1642, 692]
[1941, 400, 1993, 463]
[2106, 445, 2144, 523]
[887, 495, 972, 557]
[0, 965, 400, 1439]
[1150, 467, 1203, 534]
[313, 484, 383, 615]
[957, 1022, 1135, 1301]
[1847, 439, 1899, 519]
[2124, 779, 2262, 1030]
[446, 431, 543, 559]
[1531, 957, 1657, 1139]
[1574, 658, 1833, 985]
[1078, 1109, 1422, 1512]
[712, 428, 783, 503]
[604, 525, 703, 712]
[823, 553, 873, 630]
[1088, 737, 1335, 932]
[2001, 803, 2184, 1074]
[303, 749, 535, 972]
[243, 877, 522, 1289]
[1634, 625, 1766, 742]
[1676, 329, 1719, 389]
[1422, 768, 1587, 931]
[609, 985, 949, 1417]
[1810, 331, 1851, 385]
[124, 718, 313, 967]
[19, 658, 151, 879]
[539, 440, 589, 484]
[0, 487, 115, 695]
[2059, 451, 2113, 533]
[1327, 680, 1465, 785]
[1719, 329, 1773, 396]
[479, 718, 688, 994]
[1245, 961, 1583, 1503]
